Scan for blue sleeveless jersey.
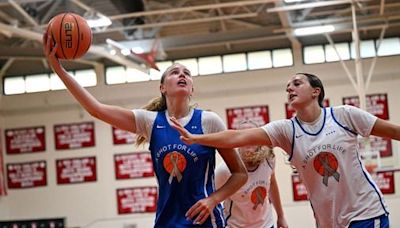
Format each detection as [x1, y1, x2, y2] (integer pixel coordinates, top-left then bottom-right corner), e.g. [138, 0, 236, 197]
[149, 109, 225, 228]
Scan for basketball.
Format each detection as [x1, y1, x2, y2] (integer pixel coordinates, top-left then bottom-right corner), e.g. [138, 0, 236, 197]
[47, 12, 92, 59]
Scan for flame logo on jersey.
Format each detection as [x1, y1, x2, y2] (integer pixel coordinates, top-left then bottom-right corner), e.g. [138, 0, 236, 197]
[163, 151, 187, 184]
[250, 186, 267, 210]
[313, 152, 340, 186]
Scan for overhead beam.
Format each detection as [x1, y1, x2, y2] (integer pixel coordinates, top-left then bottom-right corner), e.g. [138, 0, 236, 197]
[8, 0, 39, 26]
[267, 0, 370, 13]
[0, 22, 145, 71]
[97, 12, 259, 34]
[110, 0, 277, 20]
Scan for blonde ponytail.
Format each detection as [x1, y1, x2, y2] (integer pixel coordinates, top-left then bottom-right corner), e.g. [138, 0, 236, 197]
[136, 95, 167, 146]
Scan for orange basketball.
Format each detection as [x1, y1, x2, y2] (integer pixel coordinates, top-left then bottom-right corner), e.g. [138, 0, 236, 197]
[47, 13, 92, 59]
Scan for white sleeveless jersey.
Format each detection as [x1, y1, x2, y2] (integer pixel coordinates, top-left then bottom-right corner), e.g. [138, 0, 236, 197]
[215, 158, 275, 228]
[263, 106, 388, 228]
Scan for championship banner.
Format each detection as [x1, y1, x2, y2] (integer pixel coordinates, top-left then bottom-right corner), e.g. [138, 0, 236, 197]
[358, 136, 392, 158]
[291, 173, 308, 201]
[54, 122, 95, 150]
[7, 160, 47, 189]
[56, 156, 97, 184]
[5, 126, 46, 154]
[372, 170, 395, 194]
[114, 152, 154, 179]
[226, 105, 269, 129]
[342, 93, 389, 120]
[112, 127, 136, 145]
[285, 99, 330, 119]
[0, 218, 65, 228]
[117, 186, 157, 214]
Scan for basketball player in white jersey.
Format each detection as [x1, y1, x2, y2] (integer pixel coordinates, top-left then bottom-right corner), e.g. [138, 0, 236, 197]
[215, 120, 288, 228]
[170, 73, 399, 228]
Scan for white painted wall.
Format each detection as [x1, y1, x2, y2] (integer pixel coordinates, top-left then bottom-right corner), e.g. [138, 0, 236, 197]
[1, 55, 400, 227]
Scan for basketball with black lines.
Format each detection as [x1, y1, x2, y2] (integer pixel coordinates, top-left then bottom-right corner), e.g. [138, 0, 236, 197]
[47, 13, 92, 59]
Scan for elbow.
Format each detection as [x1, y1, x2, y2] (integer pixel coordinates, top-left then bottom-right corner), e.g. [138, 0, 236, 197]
[239, 171, 248, 186]
[86, 103, 103, 119]
[88, 109, 101, 119]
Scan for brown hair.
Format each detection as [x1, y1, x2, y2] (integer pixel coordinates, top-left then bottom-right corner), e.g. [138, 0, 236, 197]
[296, 73, 325, 107]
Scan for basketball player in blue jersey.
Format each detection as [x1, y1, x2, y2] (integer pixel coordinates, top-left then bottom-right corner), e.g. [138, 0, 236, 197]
[44, 34, 247, 227]
[171, 73, 400, 228]
[215, 120, 288, 228]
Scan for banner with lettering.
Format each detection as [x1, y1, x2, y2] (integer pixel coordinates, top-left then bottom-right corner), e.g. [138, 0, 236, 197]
[56, 156, 97, 184]
[291, 173, 308, 201]
[358, 136, 392, 158]
[117, 186, 158, 214]
[7, 160, 47, 189]
[286, 99, 330, 119]
[226, 105, 269, 129]
[114, 152, 154, 179]
[342, 93, 389, 120]
[5, 126, 46, 154]
[372, 170, 395, 194]
[112, 127, 136, 145]
[54, 122, 95, 150]
[0, 218, 64, 228]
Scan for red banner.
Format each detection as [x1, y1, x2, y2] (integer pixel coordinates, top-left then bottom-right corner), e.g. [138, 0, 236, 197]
[54, 122, 95, 150]
[117, 186, 157, 214]
[226, 105, 269, 129]
[7, 160, 47, 189]
[291, 173, 308, 201]
[5, 126, 46, 154]
[114, 152, 154, 179]
[342, 93, 389, 120]
[372, 170, 395, 194]
[285, 99, 330, 119]
[112, 127, 136, 145]
[358, 136, 392, 158]
[56, 156, 97, 184]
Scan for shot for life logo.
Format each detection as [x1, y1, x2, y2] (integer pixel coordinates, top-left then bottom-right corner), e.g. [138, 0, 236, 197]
[251, 186, 267, 210]
[163, 151, 187, 184]
[313, 152, 340, 186]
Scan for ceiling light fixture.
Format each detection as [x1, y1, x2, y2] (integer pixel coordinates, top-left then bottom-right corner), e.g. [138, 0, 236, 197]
[294, 25, 335, 36]
[86, 13, 112, 28]
[284, 0, 306, 3]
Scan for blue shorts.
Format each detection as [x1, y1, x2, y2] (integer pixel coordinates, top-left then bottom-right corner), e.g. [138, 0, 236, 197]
[349, 214, 389, 228]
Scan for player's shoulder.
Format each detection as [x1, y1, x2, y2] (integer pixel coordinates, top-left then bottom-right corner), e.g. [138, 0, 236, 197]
[331, 105, 362, 116]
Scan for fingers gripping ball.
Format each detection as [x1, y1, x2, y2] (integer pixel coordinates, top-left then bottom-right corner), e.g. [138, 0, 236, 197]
[47, 13, 92, 59]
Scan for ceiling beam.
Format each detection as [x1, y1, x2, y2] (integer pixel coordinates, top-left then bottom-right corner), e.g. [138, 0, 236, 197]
[0, 22, 145, 71]
[267, 0, 370, 13]
[110, 0, 277, 20]
[96, 12, 259, 34]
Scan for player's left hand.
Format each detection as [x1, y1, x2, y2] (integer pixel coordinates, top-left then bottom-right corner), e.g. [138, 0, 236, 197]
[186, 196, 218, 225]
[277, 216, 289, 228]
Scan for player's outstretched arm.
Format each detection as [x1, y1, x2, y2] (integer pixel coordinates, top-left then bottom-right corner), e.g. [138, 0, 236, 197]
[170, 116, 272, 148]
[43, 33, 136, 133]
[371, 118, 400, 140]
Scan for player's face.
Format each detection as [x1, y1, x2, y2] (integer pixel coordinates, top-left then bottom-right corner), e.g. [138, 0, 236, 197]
[286, 74, 316, 110]
[160, 64, 193, 98]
